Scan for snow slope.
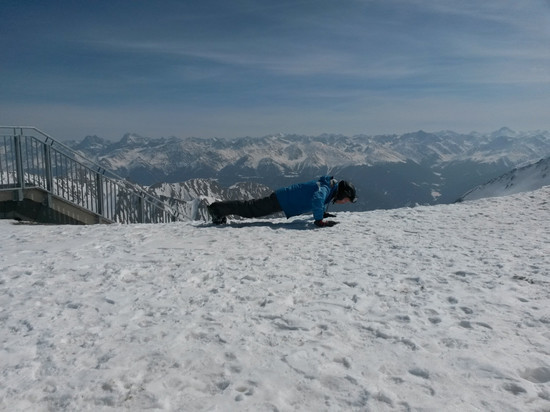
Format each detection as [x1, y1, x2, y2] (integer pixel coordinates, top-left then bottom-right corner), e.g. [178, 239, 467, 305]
[459, 157, 550, 202]
[1, 187, 549, 411]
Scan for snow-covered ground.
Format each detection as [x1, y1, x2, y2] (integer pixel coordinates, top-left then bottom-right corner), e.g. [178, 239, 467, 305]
[1, 187, 549, 411]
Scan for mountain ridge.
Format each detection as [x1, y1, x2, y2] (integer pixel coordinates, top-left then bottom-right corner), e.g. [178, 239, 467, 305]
[458, 156, 550, 202]
[70, 128, 550, 172]
[66, 128, 550, 218]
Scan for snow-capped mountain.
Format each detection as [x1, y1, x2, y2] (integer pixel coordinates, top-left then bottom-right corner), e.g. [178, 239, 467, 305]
[68, 128, 550, 212]
[458, 156, 550, 202]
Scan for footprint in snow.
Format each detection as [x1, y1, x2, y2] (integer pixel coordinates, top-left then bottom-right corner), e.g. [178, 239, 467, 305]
[234, 382, 256, 401]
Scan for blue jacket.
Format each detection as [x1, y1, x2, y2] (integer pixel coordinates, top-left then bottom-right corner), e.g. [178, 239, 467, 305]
[275, 176, 338, 221]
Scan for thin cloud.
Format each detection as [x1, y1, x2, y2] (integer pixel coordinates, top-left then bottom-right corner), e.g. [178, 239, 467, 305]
[2, 0, 550, 139]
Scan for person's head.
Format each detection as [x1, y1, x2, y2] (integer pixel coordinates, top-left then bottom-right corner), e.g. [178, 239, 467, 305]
[334, 180, 357, 204]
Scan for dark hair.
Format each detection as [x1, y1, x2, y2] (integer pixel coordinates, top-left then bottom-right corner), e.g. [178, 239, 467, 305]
[335, 180, 357, 203]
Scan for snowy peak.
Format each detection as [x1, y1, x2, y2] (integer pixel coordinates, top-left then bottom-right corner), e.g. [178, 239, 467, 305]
[74, 135, 110, 151]
[491, 126, 518, 138]
[458, 156, 550, 201]
[119, 133, 150, 147]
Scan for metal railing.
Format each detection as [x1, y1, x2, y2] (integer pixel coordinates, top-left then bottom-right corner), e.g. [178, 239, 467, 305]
[0, 126, 180, 224]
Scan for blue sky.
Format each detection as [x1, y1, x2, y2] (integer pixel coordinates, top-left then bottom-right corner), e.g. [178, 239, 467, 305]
[1, 0, 550, 141]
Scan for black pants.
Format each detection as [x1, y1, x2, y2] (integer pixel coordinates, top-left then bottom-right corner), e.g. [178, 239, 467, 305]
[209, 193, 282, 218]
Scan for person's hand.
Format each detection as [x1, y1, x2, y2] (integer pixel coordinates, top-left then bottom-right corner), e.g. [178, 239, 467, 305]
[323, 212, 336, 218]
[314, 220, 339, 227]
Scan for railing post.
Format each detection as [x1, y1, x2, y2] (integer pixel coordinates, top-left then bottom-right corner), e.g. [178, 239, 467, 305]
[14, 132, 24, 201]
[96, 172, 104, 217]
[42, 142, 54, 208]
[44, 143, 53, 192]
[138, 195, 144, 223]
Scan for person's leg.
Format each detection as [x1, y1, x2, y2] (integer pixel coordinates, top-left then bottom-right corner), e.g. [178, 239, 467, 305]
[209, 193, 282, 219]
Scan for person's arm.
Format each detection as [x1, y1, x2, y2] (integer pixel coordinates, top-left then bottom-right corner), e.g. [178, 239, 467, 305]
[312, 186, 338, 227]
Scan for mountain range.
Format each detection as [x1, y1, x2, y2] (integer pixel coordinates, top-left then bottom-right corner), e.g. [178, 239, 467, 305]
[67, 127, 550, 220]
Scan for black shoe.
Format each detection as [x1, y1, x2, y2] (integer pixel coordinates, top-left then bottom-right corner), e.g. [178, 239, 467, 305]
[212, 215, 227, 225]
[207, 205, 227, 225]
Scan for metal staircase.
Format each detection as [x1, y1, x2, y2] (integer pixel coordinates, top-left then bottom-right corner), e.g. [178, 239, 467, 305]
[0, 126, 180, 224]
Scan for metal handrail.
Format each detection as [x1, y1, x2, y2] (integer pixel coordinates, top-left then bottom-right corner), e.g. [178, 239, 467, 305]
[0, 126, 181, 224]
